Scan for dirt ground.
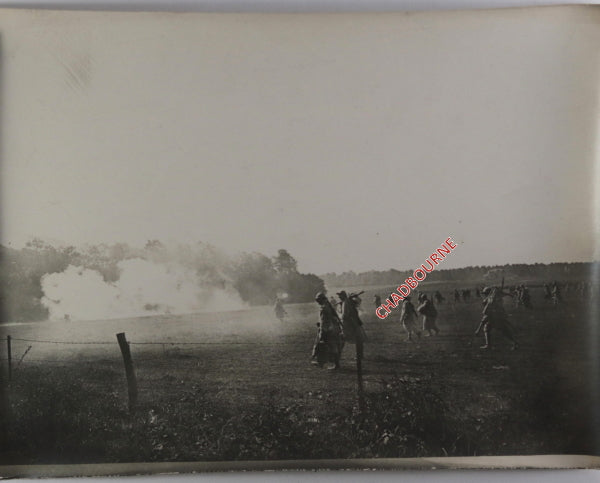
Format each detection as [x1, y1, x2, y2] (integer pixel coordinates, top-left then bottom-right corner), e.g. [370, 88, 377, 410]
[2, 282, 598, 463]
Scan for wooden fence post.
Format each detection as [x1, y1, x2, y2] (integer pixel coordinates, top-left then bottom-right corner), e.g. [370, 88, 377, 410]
[0, 358, 7, 448]
[6, 335, 12, 382]
[116, 332, 138, 414]
[356, 340, 365, 412]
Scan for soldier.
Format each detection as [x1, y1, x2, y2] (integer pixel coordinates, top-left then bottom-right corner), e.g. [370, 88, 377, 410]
[462, 289, 471, 302]
[454, 289, 461, 303]
[475, 286, 518, 350]
[513, 285, 523, 308]
[434, 291, 445, 304]
[337, 290, 366, 360]
[374, 294, 382, 308]
[543, 283, 552, 301]
[551, 281, 562, 305]
[312, 292, 344, 369]
[521, 285, 532, 309]
[273, 297, 287, 322]
[400, 296, 421, 341]
[417, 294, 440, 336]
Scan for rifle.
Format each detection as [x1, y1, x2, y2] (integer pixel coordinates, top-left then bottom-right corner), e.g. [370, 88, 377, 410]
[474, 317, 486, 336]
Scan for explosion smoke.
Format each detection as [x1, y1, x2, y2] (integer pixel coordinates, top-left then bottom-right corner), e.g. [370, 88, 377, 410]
[41, 258, 246, 321]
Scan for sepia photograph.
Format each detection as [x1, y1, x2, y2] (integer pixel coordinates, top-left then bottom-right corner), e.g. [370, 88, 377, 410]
[0, 5, 599, 476]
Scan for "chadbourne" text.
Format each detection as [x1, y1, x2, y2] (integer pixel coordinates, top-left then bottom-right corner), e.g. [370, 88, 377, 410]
[375, 237, 458, 319]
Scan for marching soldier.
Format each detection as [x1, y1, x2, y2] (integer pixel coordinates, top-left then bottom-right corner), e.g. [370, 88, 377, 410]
[521, 285, 532, 309]
[312, 292, 344, 369]
[551, 281, 562, 305]
[400, 296, 421, 341]
[475, 286, 518, 350]
[337, 290, 366, 360]
[273, 297, 287, 322]
[513, 285, 523, 308]
[417, 294, 440, 336]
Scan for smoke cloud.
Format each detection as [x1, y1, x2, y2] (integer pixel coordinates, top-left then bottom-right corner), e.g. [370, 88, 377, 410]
[41, 258, 246, 321]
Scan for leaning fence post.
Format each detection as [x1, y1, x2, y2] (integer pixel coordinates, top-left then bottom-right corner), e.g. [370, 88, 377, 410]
[0, 358, 8, 446]
[116, 332, 138, 414]
[6, 335, 12, 382]
[356, 339, 365, 413]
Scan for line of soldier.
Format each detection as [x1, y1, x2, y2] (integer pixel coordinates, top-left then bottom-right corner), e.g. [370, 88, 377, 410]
[474, 280, 596, 349]
[373, 286, 518, 350]
[373, 292, 440, 341]
[512, 285, 532, 308]
[309, 279, 593, 360]
[325, 284, 524, 353]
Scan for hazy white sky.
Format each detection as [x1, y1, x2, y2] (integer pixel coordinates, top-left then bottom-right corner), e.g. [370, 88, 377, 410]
[1, 7, 598, 273]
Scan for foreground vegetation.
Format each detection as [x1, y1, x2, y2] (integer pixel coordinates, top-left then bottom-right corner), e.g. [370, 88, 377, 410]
[1, 283, 596, 464]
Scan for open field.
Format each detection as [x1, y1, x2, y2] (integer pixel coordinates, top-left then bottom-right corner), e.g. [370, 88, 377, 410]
[1, 281, 598, 464]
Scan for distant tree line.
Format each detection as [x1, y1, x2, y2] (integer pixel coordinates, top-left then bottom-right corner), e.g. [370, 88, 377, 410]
[0, 239, 325, 322]
[321, 261, 599, 288]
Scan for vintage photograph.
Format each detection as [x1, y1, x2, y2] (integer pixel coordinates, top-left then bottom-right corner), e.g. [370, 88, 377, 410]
[0, 5, 599, 475]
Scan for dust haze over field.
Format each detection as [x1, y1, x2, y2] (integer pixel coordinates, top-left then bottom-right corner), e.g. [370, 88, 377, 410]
[3, 307, 294, 362]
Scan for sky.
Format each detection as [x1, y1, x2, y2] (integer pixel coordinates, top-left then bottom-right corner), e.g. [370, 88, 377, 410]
[1, 7, 598, 274]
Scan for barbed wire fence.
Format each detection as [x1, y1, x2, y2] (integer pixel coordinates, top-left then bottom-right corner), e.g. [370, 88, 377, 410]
[1, 332, 342, 413]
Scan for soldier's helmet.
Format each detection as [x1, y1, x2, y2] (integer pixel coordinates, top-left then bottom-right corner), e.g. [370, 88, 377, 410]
[315, 292, 327, 303]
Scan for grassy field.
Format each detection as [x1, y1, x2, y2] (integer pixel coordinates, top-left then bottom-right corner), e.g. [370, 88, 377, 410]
[1, 281, 598, 464]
